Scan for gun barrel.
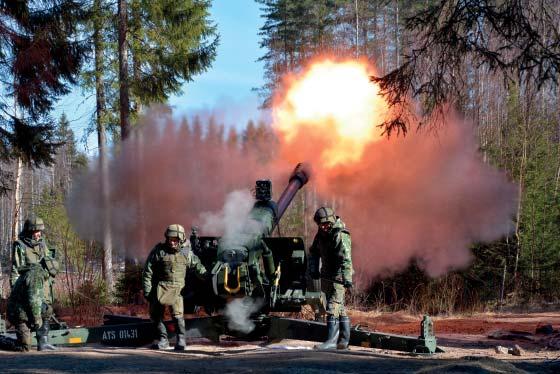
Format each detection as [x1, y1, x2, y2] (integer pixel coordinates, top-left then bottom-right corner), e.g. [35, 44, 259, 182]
[276, 163, 310, 221]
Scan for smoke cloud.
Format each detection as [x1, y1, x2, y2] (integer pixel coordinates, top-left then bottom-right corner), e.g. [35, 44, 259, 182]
[67, 60, 518, 288]
[199, 189, 254, 236]
[66, 107, 267, 259]
[224, 297, 264, 334]
[268, 59, 518, 284]
[275, 112, 518, 282]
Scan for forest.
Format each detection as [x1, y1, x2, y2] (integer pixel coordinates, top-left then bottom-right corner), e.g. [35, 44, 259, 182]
[1, 0, 560, 320]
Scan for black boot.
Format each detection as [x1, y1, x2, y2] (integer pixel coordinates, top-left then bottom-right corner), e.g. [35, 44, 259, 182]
[337, 316, 350, 350]
[36, 322, 57, 351]
[151, 321, 169, 349]
[314, 315, 339, 350]
[173, 317, 187, 351]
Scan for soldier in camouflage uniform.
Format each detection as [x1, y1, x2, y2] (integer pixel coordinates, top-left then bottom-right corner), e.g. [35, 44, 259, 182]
[142, 224, 208, 350]
[7, 216, 59, 351]
[308, 207, 353, 350]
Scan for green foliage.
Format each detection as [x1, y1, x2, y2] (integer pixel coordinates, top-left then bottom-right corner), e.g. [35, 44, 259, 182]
[242, 120, 278, 163]
[58, 278, 109, 308]
[363, 264, 486, 314]
[256, 0, 346, 106]
[130, 0, 219, 105]
[77, 279, 109, 306]
[31, 188, 109, 323]
[79, 0, 218, 141]
[516, 123, 560, 300]
[481, 81, 560, 304]
[0, 116, 62, 167]
[35, 191, 102, 278]
[115, 264, 144, 304]
[0, 1, 87, 168]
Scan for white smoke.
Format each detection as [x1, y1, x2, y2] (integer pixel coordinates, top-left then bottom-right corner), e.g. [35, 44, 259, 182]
[198, 189, 254, 236]
[224, 297, 264, 334]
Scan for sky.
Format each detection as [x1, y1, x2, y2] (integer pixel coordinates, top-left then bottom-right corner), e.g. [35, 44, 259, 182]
[52, 0, 267, 154]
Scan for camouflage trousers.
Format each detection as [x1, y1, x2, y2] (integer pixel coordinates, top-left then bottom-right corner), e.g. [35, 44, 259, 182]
[322, 281, 347, 318]
[7, 267, 53, 350]
[8, 303, 53, 352]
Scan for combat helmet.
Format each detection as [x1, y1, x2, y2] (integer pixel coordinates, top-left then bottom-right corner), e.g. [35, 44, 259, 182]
[23, 216, 45, 232]
[313, 207, 336, 225]
[165, 224, 186, 244]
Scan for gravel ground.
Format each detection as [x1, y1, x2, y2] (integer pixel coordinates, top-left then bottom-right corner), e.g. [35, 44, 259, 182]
[1, 339, 559, 374]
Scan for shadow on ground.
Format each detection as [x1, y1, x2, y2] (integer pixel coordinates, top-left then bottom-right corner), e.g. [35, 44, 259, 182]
[1, 348, 559, 373]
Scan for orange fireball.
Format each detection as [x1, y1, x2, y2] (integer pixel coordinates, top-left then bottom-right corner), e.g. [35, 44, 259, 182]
[273, 59, 388, 167]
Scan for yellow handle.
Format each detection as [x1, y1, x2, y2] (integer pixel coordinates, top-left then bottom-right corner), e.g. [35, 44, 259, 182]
[223, 264, 241, 294]
[274, 263, 281, 287]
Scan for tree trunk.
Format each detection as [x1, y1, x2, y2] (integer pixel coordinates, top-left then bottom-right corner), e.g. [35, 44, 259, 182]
[11, 157, 23, 242]
[135, 130, 146, 264]
[355, 0, 359, 58]
[118, 0, 136, 269]
[118, 0, 130, 141]
[500, 237, 509, 306]
[94, 0, 114, 294]
[513, 86, 530, 287]
[554, 78, 560, 197]
[394, 0, 400, 67]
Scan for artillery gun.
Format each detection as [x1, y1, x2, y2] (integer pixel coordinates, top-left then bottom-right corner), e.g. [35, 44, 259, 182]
[0, 163, 440, 354]
[186, 163, 323, 315]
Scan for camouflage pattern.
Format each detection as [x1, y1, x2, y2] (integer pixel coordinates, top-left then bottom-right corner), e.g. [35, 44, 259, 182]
[309, 217, 353, 318]
[10, 236, 49, 288]
[142, 241, 207, 318]
[8, 222, 59, 352]
[321, 281, 347, 317]
[7, 264, 53, 351]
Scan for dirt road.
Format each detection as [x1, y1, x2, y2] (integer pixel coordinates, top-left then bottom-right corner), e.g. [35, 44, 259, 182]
[3, 311, 560, 373]
[1, 339, 559, 373]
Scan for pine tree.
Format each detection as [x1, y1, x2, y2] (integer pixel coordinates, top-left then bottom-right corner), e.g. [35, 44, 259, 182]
[0, 0, 87, 166]
[129, 0, 219, 107]
[256, 0, 347, 107]
[256, 0, 302, 107]
[0, 1, 86, 243]
[53, 114, 78, 193]
[111, 0, 219, 141]
[371, 0, 560, 135]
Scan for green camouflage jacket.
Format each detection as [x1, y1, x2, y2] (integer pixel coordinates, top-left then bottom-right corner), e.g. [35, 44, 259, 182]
[142, 242, 207, 297]
[308, 218, 353, 283]
[10, 236, 49, 288]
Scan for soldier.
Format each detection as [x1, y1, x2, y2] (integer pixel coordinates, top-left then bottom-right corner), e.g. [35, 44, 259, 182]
[142, 224, 207, 350]
[7, 216, 59, 351]
[308, 207, 353, 350]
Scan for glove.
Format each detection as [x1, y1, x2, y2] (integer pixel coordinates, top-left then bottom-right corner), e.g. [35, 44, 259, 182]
[343, 280, 353, 289]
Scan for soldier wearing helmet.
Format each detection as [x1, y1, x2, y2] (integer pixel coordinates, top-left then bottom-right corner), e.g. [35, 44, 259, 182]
[309, 207, 353, 350]
[8, 215, 59, 351]
[142, 224, 207, 350]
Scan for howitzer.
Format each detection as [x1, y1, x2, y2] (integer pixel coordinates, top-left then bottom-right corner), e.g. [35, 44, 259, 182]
[203, 163, 324, 313]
